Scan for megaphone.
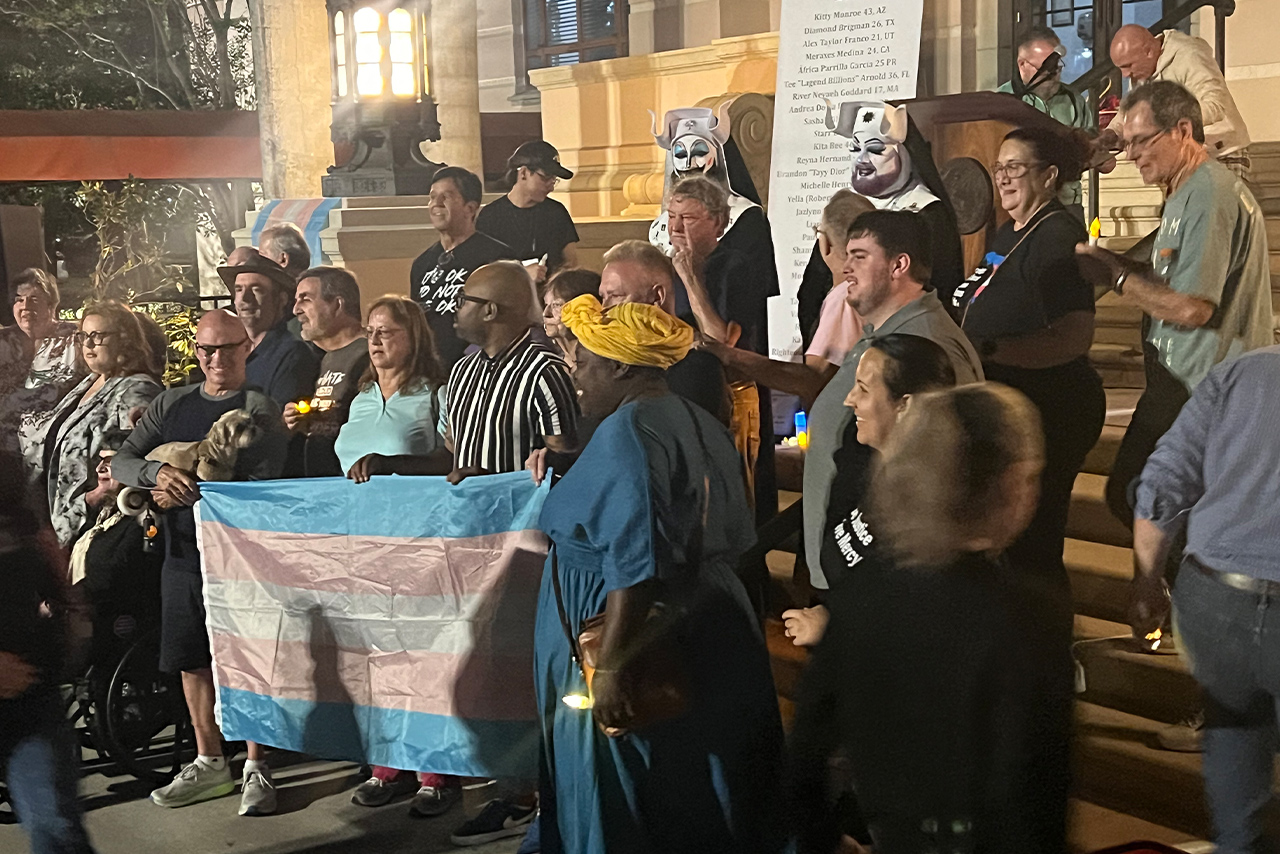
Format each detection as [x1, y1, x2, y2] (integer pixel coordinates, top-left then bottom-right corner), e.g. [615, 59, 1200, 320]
[117, 487, 150, 517]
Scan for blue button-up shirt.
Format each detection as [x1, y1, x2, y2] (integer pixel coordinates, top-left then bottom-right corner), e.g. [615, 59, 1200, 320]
[1135, 346, 1280, 582]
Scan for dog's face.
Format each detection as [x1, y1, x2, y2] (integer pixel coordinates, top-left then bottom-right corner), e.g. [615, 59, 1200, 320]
[193, 409, 260, 482]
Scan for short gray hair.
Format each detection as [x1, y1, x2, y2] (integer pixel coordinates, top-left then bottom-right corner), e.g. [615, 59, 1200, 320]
[298, 266, 362, 320]
[602, 239, 676, 282]
[670, 176, 730, 223]
[1122, 80, 1205, 144]
[259, 223, 311, 278]
[13, 268, 60, 310]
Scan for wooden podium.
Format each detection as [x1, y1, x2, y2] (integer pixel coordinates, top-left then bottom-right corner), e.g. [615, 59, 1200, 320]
[895, 92, 1079, 276]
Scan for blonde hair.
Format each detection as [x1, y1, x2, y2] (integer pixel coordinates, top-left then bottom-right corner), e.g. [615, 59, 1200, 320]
[869, 383, 1044, 567]
[602, 239, 676, 282]
[819, 189, 875, 245]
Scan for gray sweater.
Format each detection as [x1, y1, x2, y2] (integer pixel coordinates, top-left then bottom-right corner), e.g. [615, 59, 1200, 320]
[112, 383, 288, 489]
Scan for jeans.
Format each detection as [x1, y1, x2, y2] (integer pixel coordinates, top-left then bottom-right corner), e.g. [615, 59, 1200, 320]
[1173, 563, 1280, 854]
[0, 689, 95, 854]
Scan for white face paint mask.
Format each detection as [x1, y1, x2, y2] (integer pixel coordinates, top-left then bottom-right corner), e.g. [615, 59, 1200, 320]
[671, 134, 717, 176]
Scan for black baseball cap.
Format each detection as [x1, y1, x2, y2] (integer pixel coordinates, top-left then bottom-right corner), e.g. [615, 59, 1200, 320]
[217, 249, 297, 293]
[508, 140, 574, 180]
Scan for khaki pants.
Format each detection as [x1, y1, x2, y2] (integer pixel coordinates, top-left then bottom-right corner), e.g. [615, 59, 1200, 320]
[729, 381, 761, 511]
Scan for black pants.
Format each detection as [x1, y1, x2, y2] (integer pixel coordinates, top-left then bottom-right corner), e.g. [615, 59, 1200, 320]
[1105, 353, 1191, 528]
[986, 358, 1106, 586]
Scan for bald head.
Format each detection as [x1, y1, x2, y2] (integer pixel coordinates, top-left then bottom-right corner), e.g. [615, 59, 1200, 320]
[196, 309, 250, 393]
[456, 261, 537, 353]
[1111, 25, 1161, 82]
[466, 262, 534, 315]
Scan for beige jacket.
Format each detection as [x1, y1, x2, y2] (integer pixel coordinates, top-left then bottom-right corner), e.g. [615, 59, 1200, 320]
[1110, 30, 1250, 157]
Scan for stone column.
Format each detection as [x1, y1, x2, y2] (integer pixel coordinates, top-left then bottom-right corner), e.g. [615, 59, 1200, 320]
[249, 0, 333, 199]
[423, 0, 485, 177]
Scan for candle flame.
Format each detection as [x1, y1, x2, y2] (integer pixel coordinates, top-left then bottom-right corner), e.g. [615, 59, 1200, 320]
[1089, 217, 1102, 239]
[1144, 627, 1162, 650]
[561, 693, 594, 710]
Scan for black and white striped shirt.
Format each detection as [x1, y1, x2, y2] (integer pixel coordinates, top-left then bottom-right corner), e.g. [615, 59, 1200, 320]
[443, 331, 578, 473]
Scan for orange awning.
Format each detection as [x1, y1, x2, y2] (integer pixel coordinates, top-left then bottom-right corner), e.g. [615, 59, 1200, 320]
[0, 110, 262, 182]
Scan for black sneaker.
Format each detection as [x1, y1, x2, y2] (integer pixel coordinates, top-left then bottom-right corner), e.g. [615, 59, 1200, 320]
[408, 784, 460, 818]
[449, 799, 536, 846]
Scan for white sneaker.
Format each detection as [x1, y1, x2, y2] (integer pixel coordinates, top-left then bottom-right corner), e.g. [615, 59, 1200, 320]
[239, 769, 277, 816]
[151, 760, 234, 808]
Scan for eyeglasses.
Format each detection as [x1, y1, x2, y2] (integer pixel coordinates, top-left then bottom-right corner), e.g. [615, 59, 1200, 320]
[458, 294, 491, 308]
[74, 331, 116, 348]
[990, 160, 1045, 179]
[365, 326, 405, 342]
[1125, 129, 1167, 156]
[194, 339, 248, 359]
[534, 171, 560, 185]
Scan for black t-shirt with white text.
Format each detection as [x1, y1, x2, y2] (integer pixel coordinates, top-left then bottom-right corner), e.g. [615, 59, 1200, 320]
[476, 196, 579, 272]
[821, 422, 878, 588]
[304, 337, 370, 477]
[410, 232, 515, 370]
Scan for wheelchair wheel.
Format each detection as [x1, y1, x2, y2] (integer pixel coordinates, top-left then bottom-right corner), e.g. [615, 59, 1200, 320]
[89, 627, 196, 785]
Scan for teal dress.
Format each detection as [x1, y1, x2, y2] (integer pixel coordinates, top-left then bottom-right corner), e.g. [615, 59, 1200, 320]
[534, 394, 785, 854]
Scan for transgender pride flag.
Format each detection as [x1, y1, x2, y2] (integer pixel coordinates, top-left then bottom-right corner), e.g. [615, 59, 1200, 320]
[193, 472, 549, 778]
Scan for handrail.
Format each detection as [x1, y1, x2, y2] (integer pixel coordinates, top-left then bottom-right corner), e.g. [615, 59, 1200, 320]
[1067, 0, 1235, 96]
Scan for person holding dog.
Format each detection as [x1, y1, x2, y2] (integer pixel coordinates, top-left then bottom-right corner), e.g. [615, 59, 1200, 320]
[112, 308, 288, 818]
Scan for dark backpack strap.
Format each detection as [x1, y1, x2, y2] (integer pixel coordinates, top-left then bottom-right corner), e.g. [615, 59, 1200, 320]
[548, 542, 584, 666]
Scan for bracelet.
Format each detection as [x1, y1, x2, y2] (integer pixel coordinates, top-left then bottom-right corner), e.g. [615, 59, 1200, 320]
[1113, 268, 1130, 295]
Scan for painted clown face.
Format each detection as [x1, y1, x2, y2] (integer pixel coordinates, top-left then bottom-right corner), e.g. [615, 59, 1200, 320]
[850, 132, 905, 197]
[672, 133, 718, 176]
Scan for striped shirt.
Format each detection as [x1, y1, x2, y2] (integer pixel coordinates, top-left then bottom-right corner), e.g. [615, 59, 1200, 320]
[443, 330, 578, 473]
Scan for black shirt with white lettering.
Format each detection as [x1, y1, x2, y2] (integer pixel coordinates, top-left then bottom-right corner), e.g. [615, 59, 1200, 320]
[821, 422, 878, 588]
[410, 232, 515, 370]
[304, 337, 370, 477]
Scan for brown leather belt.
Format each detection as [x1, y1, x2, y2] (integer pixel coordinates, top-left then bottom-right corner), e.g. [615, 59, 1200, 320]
[1196, 561, 1280, 596]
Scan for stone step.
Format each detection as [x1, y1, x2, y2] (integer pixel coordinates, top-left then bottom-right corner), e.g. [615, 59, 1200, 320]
[1066, 800, 1202, 853]
[1065, 537, 1133, 623]
[1090, 342, 1146, 388]
[1081, 424, 1125, 477]
[1073, 701, 1212, 838]
[1073, 614, 1200, 725]
[1067, 472, 1132, 548]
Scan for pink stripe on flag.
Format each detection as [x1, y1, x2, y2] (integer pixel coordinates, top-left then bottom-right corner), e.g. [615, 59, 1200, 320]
[199, 522, 547, 598]
[212, 634, 536, 721]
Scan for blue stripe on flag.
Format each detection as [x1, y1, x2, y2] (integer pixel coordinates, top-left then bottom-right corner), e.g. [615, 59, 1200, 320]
[304, 198, 342, 264]
[249, 200, 282, 247]
[218, 687, 539, 779]
[197, 471, 549, 538]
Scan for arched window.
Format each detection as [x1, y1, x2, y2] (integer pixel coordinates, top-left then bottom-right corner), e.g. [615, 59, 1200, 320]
[523, 0, 629, 72]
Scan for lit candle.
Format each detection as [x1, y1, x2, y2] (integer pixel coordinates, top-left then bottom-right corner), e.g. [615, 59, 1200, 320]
[1088, 217, 1102, 247]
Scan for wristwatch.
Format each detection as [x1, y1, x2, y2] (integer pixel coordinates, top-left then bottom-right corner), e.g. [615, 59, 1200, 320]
[1113, 267, 1130, 295]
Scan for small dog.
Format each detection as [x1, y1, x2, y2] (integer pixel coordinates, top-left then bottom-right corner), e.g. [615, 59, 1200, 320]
[146, 408, 260, 482]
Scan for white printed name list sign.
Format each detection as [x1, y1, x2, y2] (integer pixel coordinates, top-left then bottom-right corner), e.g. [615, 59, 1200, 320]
[766, 0, 924, 359]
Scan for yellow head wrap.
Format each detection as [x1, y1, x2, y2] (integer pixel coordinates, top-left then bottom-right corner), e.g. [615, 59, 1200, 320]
[561, 294, 693, 369]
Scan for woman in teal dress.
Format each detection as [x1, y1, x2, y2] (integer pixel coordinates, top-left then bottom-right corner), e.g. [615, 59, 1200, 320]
[532, 296, 785, 854]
